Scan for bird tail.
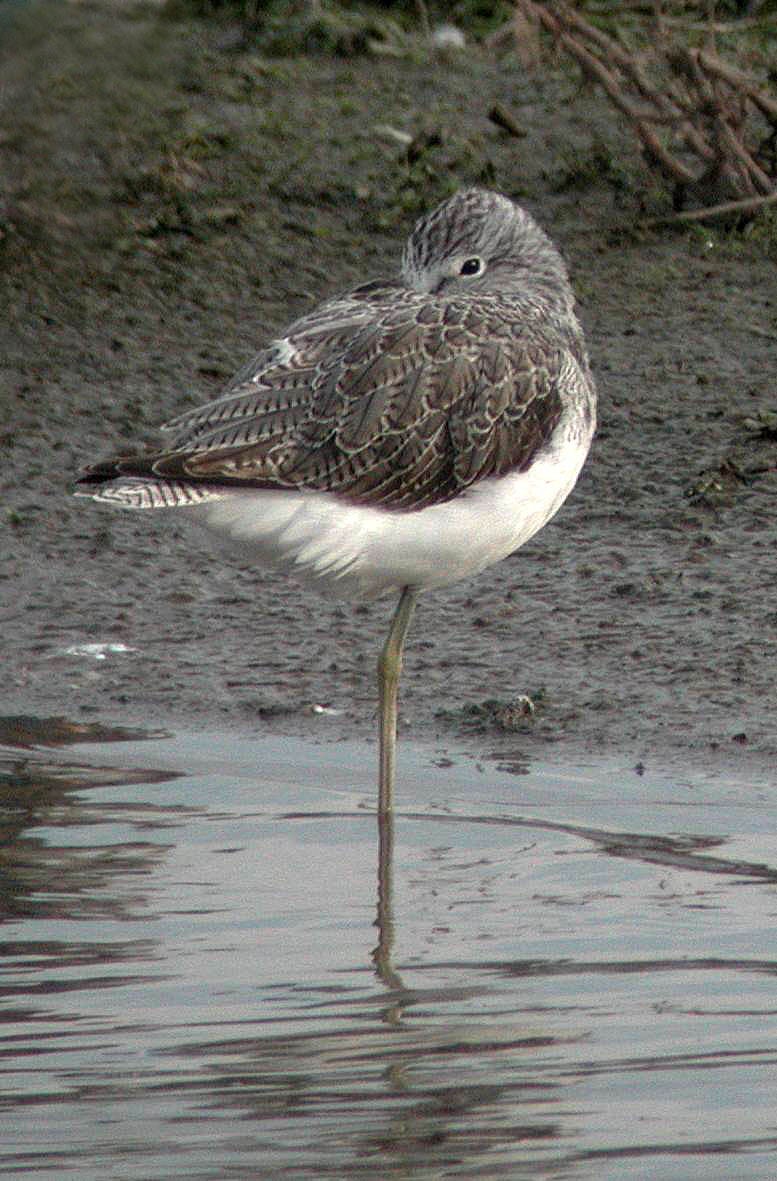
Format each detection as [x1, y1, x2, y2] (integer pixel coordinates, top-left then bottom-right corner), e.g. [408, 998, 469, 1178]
[75, 461, 224, 509]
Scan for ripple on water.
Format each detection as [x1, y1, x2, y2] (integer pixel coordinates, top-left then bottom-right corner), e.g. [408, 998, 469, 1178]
[0, 722, 776, 1180]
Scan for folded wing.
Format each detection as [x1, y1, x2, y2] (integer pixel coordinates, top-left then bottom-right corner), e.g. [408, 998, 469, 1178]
[78, 281, 573, 512]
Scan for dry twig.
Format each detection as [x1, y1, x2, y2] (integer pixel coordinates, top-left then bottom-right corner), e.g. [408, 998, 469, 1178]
[512, 1, 777, 215]
[641, 188, 777, 225]
[488, 102, 527, 138]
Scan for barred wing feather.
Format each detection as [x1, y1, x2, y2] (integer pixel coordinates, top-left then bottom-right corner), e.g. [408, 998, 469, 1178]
[80, 284, 569, 512]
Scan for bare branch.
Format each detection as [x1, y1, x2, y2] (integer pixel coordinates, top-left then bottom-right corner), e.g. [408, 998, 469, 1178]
[641, 189, 777, 225]
[511, 1, 777, 210]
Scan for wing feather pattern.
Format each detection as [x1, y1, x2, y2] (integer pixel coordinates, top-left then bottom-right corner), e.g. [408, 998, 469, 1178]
[78, 280, 574, 512]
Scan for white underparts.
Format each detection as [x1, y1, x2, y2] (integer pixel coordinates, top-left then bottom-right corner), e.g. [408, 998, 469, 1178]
[79, 418, 591, 601]
[195, 432, 587, 600]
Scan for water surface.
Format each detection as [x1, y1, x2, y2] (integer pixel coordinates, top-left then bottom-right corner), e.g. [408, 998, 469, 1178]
[1, 721, 776, 1179]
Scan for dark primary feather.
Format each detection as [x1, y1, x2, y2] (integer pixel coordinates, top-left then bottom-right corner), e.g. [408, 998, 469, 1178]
[78, 281, 577, 513]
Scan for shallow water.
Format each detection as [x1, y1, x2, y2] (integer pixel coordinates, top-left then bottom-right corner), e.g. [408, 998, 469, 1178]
[1, 721, 776, 1180]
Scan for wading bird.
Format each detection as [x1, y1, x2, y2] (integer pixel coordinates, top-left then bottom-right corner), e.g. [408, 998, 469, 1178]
[76, 188, 596, 812]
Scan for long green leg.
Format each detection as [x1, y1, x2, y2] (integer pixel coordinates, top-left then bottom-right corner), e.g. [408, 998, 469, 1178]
[377, 587, 417, 813]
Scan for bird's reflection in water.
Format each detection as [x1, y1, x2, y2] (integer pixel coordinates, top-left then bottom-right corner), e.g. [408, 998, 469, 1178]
[372, 808, 405, 1015]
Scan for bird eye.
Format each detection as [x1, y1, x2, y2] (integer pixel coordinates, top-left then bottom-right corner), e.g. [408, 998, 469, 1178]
[459, 257, 483, 276]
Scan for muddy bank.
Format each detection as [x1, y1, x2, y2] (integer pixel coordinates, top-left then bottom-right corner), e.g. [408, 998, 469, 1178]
[2, 2, 777, 781]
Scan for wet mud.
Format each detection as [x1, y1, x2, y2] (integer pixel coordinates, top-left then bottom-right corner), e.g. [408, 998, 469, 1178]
[2, 2, 776, 781]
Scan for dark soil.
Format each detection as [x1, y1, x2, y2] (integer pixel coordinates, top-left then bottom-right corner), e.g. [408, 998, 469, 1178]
[2, 2, 777, 781]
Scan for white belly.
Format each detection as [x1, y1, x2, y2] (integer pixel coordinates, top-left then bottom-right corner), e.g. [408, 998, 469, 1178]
[188, 431, 591, 601]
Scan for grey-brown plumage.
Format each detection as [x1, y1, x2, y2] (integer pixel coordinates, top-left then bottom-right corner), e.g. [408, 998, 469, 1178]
[77, 188, 593, 515]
